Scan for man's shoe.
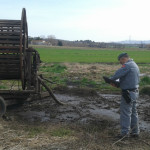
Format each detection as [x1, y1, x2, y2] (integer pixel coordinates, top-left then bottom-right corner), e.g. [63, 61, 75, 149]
[115, 134, 129, 140]
[130, 134, 139, 139]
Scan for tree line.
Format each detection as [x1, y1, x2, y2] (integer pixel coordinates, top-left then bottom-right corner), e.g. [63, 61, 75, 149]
[28, 35, 150, 49]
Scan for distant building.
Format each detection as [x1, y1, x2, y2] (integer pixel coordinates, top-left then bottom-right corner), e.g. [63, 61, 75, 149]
[31, 40, 52, 46]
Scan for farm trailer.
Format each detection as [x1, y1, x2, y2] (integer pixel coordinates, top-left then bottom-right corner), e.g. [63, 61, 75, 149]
[0, 8, 63, 116]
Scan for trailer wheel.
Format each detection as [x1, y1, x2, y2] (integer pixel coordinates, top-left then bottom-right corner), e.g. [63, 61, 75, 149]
[0, 96, 6, 116]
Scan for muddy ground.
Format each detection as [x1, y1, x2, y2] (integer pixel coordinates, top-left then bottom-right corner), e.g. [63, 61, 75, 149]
[0, 88, 150, 150]
[13, 90, 150, 131]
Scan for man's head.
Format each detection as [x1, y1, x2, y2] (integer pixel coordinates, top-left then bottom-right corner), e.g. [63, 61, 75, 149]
[118, 53, 129, 64]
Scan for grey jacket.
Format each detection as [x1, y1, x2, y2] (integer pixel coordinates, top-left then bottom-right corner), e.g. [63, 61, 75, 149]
[111, 59, 140, 90]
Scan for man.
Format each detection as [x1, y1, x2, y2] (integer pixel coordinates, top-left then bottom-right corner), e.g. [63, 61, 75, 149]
[110, 52, 140, 138]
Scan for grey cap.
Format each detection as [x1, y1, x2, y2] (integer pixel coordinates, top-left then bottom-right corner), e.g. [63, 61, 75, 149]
[118, 53, 128, 60]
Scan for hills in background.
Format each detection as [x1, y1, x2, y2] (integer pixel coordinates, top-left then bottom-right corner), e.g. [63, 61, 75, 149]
[29, 36, 150, 48]
[119, 40, 150, 44]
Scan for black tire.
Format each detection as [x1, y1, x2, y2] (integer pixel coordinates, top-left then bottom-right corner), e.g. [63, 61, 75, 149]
[0, 96, 6, 116]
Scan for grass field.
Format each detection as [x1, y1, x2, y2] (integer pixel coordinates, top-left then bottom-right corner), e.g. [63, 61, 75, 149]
[35, 46, 150, 63]
[1, 46, 149, 92]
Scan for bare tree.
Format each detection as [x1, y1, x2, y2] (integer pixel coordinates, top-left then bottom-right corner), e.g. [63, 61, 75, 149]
[47, 35, 57, 46]
[40, 35, 46, 40]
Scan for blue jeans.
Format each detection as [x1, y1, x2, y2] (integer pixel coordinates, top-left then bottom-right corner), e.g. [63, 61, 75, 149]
[120, 91, 139, 135]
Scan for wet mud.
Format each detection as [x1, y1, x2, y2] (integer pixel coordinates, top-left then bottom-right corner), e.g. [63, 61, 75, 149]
[6, 89, 150, 132]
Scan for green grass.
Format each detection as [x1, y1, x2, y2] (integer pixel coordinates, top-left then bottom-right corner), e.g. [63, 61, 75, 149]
[0, 85, 7, 89]
[36, 47, 150, 63]
[140, 86, 150, 96]
[50, 127, 73, 137]
[140, 76, 150, 86]
[139, 76, 150, 95]
[36, 46, 150, 92]
[40, 64, 67, 73]
[25, 127, 45, 137]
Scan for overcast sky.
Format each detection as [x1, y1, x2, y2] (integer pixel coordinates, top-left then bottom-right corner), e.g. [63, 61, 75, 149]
[1, 0, 150, 42]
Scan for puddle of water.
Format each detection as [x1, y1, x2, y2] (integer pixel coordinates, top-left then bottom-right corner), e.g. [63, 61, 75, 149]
[56, 112, 80, 121]
[88, 105, 120, 120]
[139, 119, 150, 132]
[140, 73, 150, 77]
[100, 94, 120, 100]
[100, 94, 120, 98]
[55, 94, 83, 105]
[140, 73, 146, 77]
[67, 85, 74, 89]
[19, 111, 50, 122]
[55, 94, 75, 102]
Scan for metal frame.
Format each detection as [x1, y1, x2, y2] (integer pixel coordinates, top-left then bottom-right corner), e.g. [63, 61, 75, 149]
[0, 8, 39, 104]
[0, 8, 63, 107]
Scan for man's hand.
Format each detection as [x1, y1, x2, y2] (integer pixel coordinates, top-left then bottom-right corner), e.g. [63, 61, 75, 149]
[110, 82, 117, 87]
